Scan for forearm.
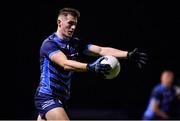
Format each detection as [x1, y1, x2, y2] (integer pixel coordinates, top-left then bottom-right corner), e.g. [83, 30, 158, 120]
[99, 47, 128, 59]
[50, 51, 88, 72]
[63, 60, 88, 72]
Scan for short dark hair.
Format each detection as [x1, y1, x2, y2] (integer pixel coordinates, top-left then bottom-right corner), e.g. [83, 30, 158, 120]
[161, 69, 174, 75]
[58, 8, 80, 18]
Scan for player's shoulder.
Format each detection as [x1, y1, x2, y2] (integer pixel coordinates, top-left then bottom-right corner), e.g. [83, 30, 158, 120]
[42, 33, 58, 45]
[39, 33, 59, 54]
[153, 84, 164, 93]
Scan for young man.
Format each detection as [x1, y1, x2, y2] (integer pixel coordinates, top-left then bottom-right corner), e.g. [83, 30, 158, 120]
[34, 8, 147, 120]
[143, 70, 179, 120]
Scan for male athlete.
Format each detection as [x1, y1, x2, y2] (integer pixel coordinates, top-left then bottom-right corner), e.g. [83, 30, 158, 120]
[143, 70, 180, 120]
[34, 8, 147, 120]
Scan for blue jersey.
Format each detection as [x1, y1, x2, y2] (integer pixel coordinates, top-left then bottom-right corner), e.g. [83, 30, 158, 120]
[36, 33, 88, 101]
[143, 84, 176, 119]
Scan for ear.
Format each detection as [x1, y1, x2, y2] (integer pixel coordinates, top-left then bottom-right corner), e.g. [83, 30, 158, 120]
[57, 19, 61, 26]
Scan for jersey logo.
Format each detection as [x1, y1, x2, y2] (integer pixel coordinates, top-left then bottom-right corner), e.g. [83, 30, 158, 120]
[70, 53, 78, 57]
[67, 52, 78, 60]
[41, 99, 55, 109]
[58, 99, 62, 104]
[66, 44, 70, 49]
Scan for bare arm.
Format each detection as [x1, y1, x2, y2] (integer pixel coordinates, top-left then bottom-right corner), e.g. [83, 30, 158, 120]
[152, 100, 169, 119]
[87, 44, 128, 59]
[50, 51, 88, 72]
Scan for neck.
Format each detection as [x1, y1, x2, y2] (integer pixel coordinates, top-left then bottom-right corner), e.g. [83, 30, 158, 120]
[56, 29, 70, 41]
[162, 83, 171, 88]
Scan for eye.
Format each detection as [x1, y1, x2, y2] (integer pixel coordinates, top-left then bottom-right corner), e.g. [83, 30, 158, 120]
[68, 21, 77, 26]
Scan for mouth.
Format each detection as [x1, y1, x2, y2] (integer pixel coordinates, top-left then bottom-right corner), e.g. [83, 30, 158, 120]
[68, 31, 74, 34]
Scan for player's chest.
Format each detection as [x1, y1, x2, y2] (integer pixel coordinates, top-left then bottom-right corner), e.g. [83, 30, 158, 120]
[57, 43, 78, 60]
[162, 90, 175, 103]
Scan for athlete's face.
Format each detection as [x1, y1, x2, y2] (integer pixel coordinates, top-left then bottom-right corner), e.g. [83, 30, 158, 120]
[161, 71, 174, 87]
[58, 14, 77, 38]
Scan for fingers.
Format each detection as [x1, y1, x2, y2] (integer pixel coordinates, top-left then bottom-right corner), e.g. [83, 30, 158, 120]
[139, 59, 147, 65]
[136, 52, 148, 60]
[135, 51, 149, 68]
[137, 59, 147, 69]
[96, 64, 111, 74]
[99, 64, 111, 71]
[133, 48, 138, 53]
[137, 62, 142, 69]
[129, 54, 148, 68]
[132, 49, 149, 69]
[99, 70, 110, 75]
[100, 64, 111, 68]
[137, 52, 147, 56]
[139, 56, 148, 61]
[99, 69, 110, 74]
[98, 57, 106, 62]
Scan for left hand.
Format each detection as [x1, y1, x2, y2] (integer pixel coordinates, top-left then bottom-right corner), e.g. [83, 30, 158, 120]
[128, 48, 148, 69]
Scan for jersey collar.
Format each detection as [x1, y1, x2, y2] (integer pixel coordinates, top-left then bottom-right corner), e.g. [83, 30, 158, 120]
[54, 32, 69, 44]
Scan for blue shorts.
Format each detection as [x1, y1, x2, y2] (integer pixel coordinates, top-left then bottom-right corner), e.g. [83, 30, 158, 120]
[34, 92, 66, 119]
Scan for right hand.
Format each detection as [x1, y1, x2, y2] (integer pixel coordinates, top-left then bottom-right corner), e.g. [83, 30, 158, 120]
[87, 57, 111, 74]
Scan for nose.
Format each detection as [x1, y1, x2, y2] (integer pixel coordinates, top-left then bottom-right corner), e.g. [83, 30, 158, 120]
[71, 25, 76, 30]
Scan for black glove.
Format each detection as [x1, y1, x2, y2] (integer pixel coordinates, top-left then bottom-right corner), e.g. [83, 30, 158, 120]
[87, 57, 111, 74]
[128, 48, 148, 69]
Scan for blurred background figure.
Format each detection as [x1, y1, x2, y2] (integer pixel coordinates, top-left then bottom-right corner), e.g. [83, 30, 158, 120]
[143, 70, 180, 120]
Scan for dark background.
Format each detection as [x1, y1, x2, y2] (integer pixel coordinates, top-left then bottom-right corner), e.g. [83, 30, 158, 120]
[13, 0, 180, 119]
